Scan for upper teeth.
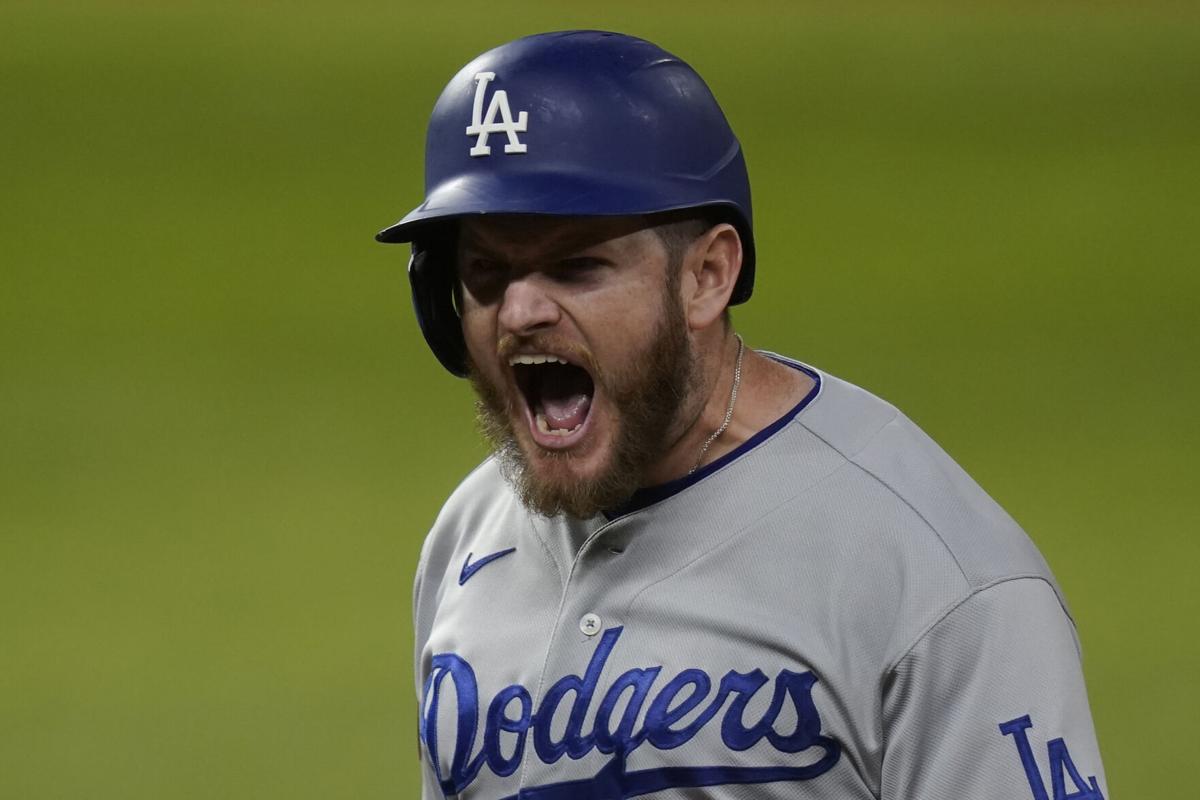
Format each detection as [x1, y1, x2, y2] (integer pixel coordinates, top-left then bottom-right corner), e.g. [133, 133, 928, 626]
[509, 354, 568, 366]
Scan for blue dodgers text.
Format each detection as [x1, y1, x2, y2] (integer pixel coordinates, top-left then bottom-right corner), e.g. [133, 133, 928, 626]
[421, 627, 841, 797]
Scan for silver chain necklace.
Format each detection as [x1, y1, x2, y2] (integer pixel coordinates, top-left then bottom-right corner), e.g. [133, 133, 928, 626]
[689, 334, 745, 475]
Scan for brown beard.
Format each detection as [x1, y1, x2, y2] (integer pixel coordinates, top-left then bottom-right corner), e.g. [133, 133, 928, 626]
[468, 274, 697, 518]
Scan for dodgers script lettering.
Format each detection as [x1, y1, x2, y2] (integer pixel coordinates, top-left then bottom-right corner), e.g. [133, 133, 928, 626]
[421, 627, 841, 798]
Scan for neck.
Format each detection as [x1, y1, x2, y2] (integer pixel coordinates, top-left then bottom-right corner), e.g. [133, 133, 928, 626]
[642, 331, 812, 487]
[688, 333, 744, 475]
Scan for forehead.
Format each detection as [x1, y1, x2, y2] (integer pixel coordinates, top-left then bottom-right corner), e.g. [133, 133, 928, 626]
[457, 214, 663, 261]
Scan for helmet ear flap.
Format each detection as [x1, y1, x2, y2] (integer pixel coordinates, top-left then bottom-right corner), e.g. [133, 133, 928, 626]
[409, 235, 468, 377]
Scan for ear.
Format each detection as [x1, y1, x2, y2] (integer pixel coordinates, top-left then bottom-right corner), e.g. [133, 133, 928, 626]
[681, 223, 743, 331]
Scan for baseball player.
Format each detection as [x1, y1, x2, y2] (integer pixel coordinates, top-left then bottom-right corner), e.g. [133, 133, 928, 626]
[376, 31, 1107, 800]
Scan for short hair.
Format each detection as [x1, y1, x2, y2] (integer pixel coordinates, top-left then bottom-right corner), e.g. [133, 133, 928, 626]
[649, 209, 735, 325]
[649, 209, 719, 270]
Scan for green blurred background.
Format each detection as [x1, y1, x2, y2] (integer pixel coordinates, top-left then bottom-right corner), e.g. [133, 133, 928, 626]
[2, 1, 1196, 796]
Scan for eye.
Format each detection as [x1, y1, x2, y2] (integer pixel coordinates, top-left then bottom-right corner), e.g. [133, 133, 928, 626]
[560, 257, 603, 269]
[459, 257, 508, 303]
[463, 257, 504, 279]
[460, 257, 508, 286]
[553, 257, 607, 282]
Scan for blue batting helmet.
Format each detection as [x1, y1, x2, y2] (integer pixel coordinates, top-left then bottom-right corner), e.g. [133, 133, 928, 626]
[376, 30, 754, 377]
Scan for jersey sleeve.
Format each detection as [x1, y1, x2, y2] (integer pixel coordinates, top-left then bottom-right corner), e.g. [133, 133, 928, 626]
[411, 533, 445, 800]
[881, 577, 1108, 799]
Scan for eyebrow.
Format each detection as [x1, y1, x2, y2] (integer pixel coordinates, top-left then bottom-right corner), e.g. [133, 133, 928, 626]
[459, 231, 610, 264]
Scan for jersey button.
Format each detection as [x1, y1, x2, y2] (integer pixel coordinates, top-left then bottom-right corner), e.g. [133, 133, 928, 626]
[579, 613, 602, 636]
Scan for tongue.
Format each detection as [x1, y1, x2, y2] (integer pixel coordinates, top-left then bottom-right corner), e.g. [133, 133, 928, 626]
[541, 393, 591, 431]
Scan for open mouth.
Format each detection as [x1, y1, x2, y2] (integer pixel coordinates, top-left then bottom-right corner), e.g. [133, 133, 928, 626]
[510, 354, 596, 446]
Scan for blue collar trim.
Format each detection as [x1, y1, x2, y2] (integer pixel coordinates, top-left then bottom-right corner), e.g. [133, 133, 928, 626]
[603, 357, 821, 520]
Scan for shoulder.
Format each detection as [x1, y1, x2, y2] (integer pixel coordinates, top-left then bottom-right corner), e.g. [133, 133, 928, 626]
[745, 359, 1072, 664]
[435, 455, 519, 535]
[417, 456, 517, 572]
[412, 457, 522, 618]
[793, 365, 1059, 595]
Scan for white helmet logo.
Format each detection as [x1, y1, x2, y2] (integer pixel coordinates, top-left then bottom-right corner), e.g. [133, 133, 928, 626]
[466, 72, 528, 157]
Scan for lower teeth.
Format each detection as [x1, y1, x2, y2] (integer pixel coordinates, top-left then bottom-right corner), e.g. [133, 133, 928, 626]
[536, 413, 582, 436]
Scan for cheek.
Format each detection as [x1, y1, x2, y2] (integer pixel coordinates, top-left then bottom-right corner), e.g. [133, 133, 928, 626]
[460, 308, 495, 363]
[592, 300, 666, 358]
[582, 278, 666, 341]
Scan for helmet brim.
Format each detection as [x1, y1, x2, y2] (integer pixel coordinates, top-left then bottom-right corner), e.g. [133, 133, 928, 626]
[375, 171, 754, 306]
[375, 169, 748, 245]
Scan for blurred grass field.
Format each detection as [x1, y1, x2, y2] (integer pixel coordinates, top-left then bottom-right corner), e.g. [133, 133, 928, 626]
[2, 1, 1197, 796]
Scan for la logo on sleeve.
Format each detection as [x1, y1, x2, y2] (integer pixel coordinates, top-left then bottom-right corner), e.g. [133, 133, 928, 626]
[999, 714, 1104, 800]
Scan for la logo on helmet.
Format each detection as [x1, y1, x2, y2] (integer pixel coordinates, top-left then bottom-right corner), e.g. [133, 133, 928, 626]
[466, 72, 528, 156]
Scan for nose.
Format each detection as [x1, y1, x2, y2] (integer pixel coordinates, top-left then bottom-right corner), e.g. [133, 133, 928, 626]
[497, 274, 561, 336]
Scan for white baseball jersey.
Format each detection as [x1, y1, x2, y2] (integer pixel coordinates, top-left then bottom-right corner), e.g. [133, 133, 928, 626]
[412, 357, 1107, 799]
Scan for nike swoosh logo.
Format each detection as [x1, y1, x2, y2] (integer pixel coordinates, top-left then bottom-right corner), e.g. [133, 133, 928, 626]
[459, 547, 517, 586]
